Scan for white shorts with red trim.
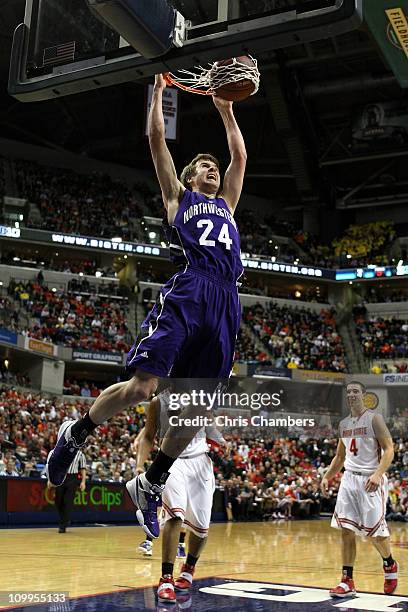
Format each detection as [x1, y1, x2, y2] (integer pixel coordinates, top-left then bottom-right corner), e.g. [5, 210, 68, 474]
[331, 470, 389, 538]
[161, 453, 215, 539]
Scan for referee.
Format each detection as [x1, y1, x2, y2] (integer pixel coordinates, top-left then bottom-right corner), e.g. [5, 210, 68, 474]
[47, 430, 87, 533]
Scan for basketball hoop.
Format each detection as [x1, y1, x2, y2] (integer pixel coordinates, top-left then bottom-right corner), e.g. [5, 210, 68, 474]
[164, 56, 260, 99]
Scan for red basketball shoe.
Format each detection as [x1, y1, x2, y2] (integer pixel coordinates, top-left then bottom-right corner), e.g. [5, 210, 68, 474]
[384, 561, 398, 595]
[157, 574, 176, 603]
[174, 564, 195, 592]
[329, 575, 356, 598]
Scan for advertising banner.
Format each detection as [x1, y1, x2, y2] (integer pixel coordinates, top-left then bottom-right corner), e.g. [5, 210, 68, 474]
[146, 84, 179, 141]
[365, 1, 408, 88]
[252, 365, 292, 378]
[383, 373, 408, 384]
[294, 369, 346, 383]
[24, 336, 57, 357]
[72, 349, 123, 364]
[6, 478, 134, 513]
[0, 327, 17, 345]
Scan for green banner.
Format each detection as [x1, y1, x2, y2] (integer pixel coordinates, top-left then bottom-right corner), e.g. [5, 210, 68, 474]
[364, 0, 408, 88]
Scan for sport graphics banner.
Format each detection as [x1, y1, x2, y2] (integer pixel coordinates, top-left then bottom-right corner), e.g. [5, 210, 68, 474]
[72, 349, 123, 364]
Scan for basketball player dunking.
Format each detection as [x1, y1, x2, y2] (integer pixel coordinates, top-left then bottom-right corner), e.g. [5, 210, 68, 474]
[321, 381, 398, 597]
[46, 72, 246, 540]
[136, 388, 227, 603]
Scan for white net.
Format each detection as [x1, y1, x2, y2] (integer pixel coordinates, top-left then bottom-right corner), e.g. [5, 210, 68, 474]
[165, 56, 260, 96]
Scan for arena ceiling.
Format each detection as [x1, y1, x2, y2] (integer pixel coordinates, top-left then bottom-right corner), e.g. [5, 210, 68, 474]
[0, 0, 406, 235]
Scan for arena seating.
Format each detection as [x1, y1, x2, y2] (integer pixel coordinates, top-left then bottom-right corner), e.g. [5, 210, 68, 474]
[14, 159, 145, 242]
[234, 328, 270, 364]
[0, 385, 406, 521]
[3, 157, 398, 269]
[354, 309, 408, 360]
[244, 303, 347, 372]
[7, 279, 132, 352]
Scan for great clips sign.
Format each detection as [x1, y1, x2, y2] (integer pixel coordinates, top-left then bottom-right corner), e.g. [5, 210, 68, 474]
[6, 478, 134, 513]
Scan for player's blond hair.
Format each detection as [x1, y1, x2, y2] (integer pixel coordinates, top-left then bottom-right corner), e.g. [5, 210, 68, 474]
[180, 153, 220, 188]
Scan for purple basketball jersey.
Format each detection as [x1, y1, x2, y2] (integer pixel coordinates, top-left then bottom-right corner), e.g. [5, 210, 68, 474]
[126, 189, 243, 379]
[165, 190, 243, 283]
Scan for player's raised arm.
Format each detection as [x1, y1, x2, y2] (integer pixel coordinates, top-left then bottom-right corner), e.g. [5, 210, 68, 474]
[365, 414, 394, 493]
[148, 74, 185, 216]
[213, 96, 247, 214]
[320, 439, 346, 494]
[135, 397, 160, 474]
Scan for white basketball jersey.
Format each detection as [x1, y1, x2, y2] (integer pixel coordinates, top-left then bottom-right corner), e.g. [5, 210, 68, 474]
[340, 409, 381, 474]
[157, 389, 208, 459]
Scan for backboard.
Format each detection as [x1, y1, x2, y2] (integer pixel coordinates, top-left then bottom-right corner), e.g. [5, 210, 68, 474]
[9, 0, 363, 102]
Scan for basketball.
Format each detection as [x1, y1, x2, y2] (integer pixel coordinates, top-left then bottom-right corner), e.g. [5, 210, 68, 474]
[213, 56, 257, 102]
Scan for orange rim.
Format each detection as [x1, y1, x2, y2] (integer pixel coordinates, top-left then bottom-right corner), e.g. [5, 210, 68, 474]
[163, 72, 213, 95]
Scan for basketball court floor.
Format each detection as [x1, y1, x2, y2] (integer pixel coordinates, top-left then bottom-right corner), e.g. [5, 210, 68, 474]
[1, 520, 407, 611]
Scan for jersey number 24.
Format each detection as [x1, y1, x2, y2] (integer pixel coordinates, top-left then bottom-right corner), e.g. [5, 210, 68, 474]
[197, 220, 232, 250]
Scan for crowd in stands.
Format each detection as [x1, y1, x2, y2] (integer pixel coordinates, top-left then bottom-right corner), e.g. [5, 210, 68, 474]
[237, 210, 300, 263]
[371, 362, 408, 374]
[0, 385, 406, 521]
[0, 369, 30, 388]
[0, 295, 19, 331]
[63, 379, 104, 397]
[66, 276, 128, 297]
[3, 157, 400, 271]
[15, 159, 145, 242]
[354, 307, 408, 360]
[0, 386, 143, 481]
[363, 288, 408, 304]
[7, 279, 132, 352]
[234, 328, 270, 364]
[244, 303, 347, 372]
[291, 221, 396, 269]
